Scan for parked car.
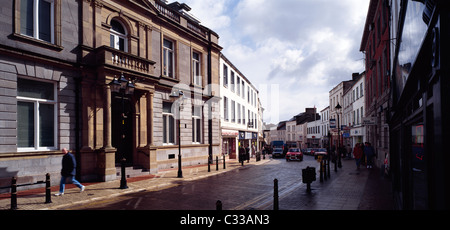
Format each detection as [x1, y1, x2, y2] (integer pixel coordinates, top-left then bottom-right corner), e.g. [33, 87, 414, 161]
[286, 148, 303, 161]
[303, 148, 314, 156]
[272, 148, 284, 158]
[314, 148, 328, 160]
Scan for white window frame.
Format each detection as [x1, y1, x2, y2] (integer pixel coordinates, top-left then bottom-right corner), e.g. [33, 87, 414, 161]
[110, 19, 128, 52]
[192, 51, 202, 86]
[231, 100, 235, 123]
[237, 103, 241, 124]
[20, 0, 55, 43]
[192, 106, 202, 144]
[16, 77, 58, 152]
[162, 103, 175, 145]
[236, 77, 240, 96]
[163, 39, 175, 78]
[223, 64, 228, 88]
[230, 71, 235, 92]
[223, 96, 228, 121]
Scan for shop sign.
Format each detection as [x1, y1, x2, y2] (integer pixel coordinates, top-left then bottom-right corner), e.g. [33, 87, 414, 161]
[222, 129, 239, 136]
[362, 117, 376, 126]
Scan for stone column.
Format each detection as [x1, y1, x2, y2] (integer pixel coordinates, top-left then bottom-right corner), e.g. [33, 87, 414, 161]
[147, 92, 154, 146]
[99, 84, 116, 182]
[104, 85, 112, 149]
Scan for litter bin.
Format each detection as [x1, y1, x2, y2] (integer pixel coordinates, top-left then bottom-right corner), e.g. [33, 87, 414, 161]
[302, 166, 316, 193]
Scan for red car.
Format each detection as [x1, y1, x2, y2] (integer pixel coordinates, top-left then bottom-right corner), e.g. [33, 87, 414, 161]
[314, 148, 328, 160]
[286, 148, 303, 161]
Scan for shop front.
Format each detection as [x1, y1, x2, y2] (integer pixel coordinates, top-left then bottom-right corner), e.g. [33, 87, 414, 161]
[222, 129, 238, 159]
[350, 126, 366, 146]
[238, 131, 258, 157]
[389, 0, 450, 209]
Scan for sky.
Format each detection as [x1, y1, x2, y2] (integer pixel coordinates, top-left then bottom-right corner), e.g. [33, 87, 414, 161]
[178, 0, 370, 124]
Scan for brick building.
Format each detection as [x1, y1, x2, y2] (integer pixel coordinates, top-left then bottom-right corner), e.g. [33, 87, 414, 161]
[360, 0, 391, 168]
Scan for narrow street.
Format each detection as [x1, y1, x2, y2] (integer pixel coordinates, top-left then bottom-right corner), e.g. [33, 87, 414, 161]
[64, 156, 320, 210]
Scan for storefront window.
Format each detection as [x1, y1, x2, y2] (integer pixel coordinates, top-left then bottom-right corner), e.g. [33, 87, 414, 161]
[395, 1, 427, 95]
[411, 124, 427, 209]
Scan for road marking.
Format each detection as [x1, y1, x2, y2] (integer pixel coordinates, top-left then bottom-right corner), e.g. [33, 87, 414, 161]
[134, 197, 143, 209]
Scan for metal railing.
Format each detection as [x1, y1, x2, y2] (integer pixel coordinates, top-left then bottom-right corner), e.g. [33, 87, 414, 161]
[0, 173, 52, 210]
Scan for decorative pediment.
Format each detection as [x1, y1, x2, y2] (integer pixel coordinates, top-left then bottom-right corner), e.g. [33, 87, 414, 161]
[129, 0, 160, 15]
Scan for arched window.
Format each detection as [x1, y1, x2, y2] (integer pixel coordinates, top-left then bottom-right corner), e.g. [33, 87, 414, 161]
[110, 19, 127, 52]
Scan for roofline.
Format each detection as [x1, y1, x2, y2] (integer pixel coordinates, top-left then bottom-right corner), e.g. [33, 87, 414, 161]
[220, 53, 259, 93]
[360, 0, 379, 51]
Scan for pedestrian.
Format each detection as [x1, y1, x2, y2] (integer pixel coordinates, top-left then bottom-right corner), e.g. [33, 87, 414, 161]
[364, 142, 375, 169]
[245, 145, 250, 163]
[238, 146, 244, 163]
[346, 144, 352, 159]
[353, 143, 363, 170]
[55, 148, 85, 196]
[251, 144, 256, 158]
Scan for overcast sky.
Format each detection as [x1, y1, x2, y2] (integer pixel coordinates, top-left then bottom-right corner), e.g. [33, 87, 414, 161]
[179, 0, 370, 124]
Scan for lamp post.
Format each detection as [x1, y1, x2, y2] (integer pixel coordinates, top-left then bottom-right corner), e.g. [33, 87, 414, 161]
[170, 90, 185, 178]
[109, 73, 135, 189]
[335, 103, 342, 169]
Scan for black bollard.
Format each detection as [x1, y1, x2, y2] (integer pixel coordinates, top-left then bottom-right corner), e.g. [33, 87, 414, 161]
[324, 159, 328, 181]
[320, 160, 324, 183]
[216, 156, 219, 171]
[208, 157, 211, 172]
[273, 179, 279, 210]
[45, 173, 52, 204]
[120, 158, 128, 189]
[223, 155, 226, 169]
[216, 200, 222, 210]
[327, 158, 331, 178]
[11, 177, 17, 210]
[334, 154, 338, 172]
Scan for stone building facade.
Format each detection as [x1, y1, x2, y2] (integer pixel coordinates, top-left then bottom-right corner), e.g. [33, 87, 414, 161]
[0, 0, 81, 190]
[0, 0, 222, 191]
[78, 0, 222, 182]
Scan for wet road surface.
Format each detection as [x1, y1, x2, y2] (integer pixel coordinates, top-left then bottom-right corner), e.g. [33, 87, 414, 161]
[66, 156, 320, 210]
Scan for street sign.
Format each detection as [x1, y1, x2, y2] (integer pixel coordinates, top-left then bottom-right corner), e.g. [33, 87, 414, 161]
[362, 117, 376, 126]
[330, 119, 336, 129]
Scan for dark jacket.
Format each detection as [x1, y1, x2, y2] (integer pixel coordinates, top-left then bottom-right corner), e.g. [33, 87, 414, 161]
[61, 152, 77, 177]
[364, 145, 375, 157]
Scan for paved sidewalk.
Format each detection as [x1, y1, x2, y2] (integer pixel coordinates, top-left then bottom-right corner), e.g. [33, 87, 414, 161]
[278, 157, 394, 210]
[0, 158, 270, 210]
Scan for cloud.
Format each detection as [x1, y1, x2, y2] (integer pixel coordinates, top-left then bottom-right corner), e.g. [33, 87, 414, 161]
[180, 0, 369, 122]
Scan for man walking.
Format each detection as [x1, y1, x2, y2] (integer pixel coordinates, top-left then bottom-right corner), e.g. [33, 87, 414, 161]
[55, 148, 85, 196]
[364, 142, 375, 169]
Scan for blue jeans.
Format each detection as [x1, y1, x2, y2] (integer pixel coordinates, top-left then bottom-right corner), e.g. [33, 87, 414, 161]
[59, 175, 83, 193]
[355, 158, 361, 168]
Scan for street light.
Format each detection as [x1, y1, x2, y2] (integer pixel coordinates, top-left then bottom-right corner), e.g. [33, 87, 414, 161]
[335, 103, 342, 169]
[170, 90, 185, 178]
[109, 73, 135, 189]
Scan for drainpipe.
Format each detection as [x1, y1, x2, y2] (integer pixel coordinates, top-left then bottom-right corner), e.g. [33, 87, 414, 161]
[207, 31, 213, 164]
[75, 76, 81, 181]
